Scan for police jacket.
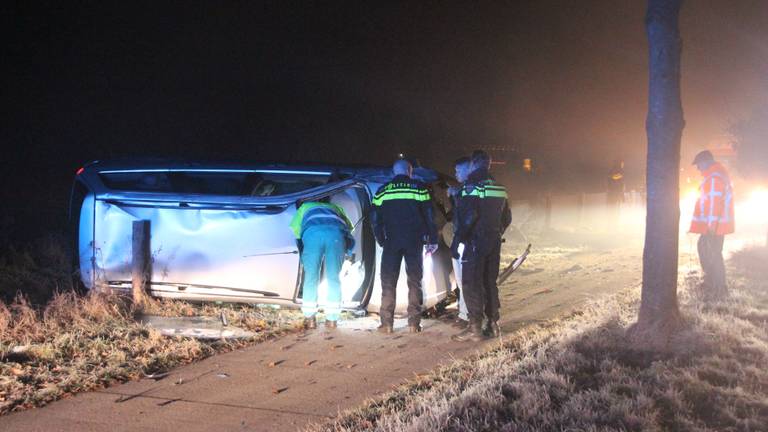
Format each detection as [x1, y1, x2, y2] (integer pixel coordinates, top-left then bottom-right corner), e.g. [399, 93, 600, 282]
[371, 174, 438, 248]
[454, 168, 512, 244]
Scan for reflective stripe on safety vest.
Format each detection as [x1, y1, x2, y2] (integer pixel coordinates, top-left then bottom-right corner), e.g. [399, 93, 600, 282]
[290, 202, 352, 239]
[689, 163, 735, 235]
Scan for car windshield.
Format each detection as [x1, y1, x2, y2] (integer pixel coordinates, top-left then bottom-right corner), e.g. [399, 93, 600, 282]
[98, 170, 331, 197]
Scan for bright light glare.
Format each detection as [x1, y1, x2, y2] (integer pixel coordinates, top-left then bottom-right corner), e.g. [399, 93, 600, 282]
[720, 185, 768, 251]
[684, 187, 699, 203]
[741, 187, 768, 223]
[680, 187, 700, 228]
[750, 188, 768, 209]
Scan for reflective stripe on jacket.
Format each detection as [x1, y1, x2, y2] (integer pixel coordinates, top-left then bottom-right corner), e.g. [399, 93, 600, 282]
[290, 202, 353, 239]
[370, 174, 438, 247]
[455, 170, 512, 243]
[689, 162, 735, 235]
[460, 181, 509, 199]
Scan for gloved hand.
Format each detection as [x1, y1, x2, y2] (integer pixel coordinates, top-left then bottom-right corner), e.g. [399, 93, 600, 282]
[296, 239, 304, 253]
[425, 243, 438, 255]
[450, 239, 461, 259]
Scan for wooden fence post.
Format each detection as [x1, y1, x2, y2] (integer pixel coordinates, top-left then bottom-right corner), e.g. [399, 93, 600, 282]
[131, 220, 151, 306]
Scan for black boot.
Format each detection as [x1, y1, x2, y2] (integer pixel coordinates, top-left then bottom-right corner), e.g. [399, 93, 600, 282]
[304, 316, 317, 330]
[487, 321, 500, 338]
[451, 320, 485, 342]
[408, 324, 422, 333]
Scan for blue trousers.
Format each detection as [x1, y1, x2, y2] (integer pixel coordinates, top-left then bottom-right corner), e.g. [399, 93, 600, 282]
[301, 225, 345, 321]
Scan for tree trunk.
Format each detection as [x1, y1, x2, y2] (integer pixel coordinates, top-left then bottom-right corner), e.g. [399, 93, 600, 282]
[630, 0, 684, 347]
[132, 220, 151, 308]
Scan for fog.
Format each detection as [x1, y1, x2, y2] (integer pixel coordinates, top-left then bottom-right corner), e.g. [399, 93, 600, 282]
[518, 181, 767, 257]
[2, 1, 767, 240]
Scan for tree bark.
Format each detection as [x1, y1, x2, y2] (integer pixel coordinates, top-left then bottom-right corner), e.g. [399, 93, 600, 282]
[630, 0, 684, 347]
[132, 220, 151, 308]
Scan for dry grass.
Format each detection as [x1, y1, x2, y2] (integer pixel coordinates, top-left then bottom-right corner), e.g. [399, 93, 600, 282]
[0, 233, 306, 415]
[309, 247, 768, 432]
[0, 291, 303, 415]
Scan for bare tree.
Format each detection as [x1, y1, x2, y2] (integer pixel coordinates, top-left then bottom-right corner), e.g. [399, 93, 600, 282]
[630, 0, 684, 345]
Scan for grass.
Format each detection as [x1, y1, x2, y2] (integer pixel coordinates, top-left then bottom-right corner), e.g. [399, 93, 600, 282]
[307, 247, 768, 432]
[0, 291, 304, 415]
[0, 236, 305, 415]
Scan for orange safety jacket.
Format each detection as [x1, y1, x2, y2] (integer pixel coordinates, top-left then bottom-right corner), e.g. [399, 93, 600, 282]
[689, 162, 735, 235]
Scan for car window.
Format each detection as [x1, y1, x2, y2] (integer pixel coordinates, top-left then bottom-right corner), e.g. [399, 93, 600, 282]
[99, 170, 331, 196]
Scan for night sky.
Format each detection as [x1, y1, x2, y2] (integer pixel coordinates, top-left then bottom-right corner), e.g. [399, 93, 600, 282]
[2, 1, 767, 241]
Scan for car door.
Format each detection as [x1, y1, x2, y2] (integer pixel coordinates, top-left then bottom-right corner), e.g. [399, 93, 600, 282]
[290, 181, 375, 311]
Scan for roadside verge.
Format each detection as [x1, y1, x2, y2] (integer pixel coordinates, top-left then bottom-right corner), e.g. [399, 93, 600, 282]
[306, 247, 768, 431]
[0, 293, 303, 415]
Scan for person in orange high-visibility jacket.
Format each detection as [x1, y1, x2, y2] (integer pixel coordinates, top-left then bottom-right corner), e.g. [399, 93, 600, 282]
[689, 150, 734, 296]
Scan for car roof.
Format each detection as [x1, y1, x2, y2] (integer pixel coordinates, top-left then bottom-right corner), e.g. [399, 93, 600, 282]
[78, 158, 442, 184]
[83, 158, 366, 172]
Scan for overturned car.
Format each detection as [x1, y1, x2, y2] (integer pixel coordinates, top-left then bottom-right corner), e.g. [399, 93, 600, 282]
[69, 160, 455, 314]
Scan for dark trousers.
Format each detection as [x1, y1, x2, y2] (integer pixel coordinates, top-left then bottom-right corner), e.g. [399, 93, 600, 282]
[698, 234, 726, 294]
[379, 245, 424, 326]
[461, 237, 502, 323]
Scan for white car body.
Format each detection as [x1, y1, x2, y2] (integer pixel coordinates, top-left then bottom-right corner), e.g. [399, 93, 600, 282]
[69, 161, 453, 315]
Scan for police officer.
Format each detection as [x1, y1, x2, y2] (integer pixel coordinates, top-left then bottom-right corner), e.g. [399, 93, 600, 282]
[447, 157, 472, 329]
[371, 159, 438, 334]
[451, 150, 511, 341]
[290, 199, 355, 330]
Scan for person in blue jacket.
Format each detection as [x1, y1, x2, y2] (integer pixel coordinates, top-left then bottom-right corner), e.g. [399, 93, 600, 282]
[290, 199, 354, 330]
